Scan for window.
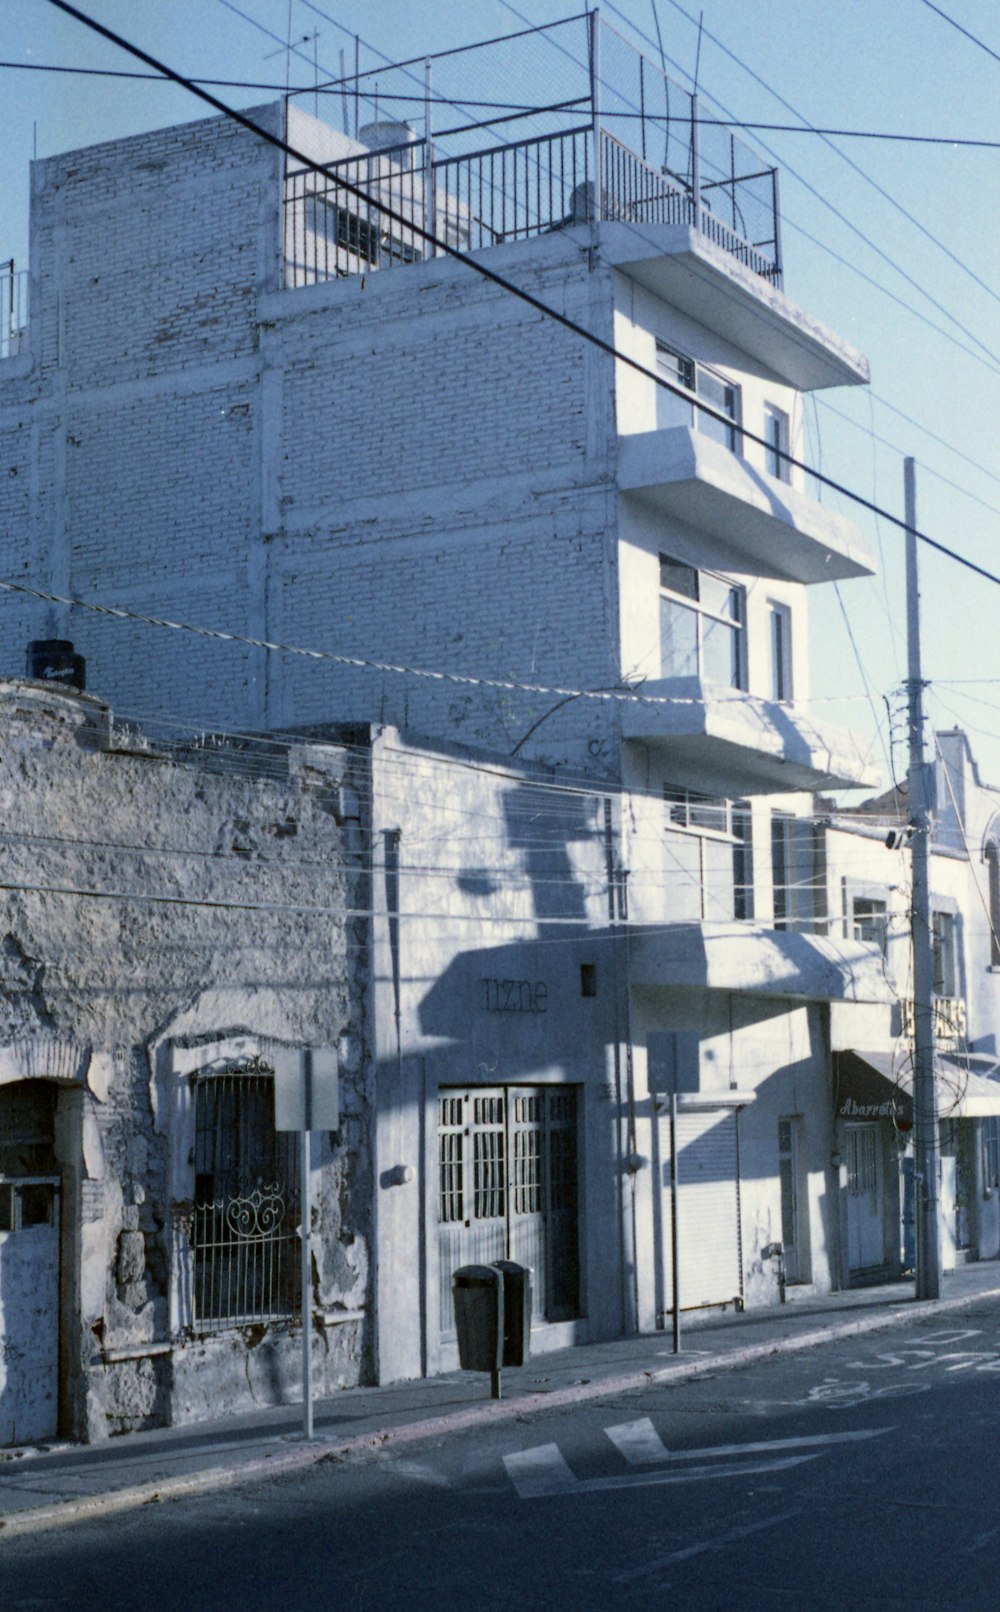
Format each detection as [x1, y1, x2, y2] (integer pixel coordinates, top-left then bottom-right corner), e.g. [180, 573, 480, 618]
[764, 404, 791, 482]
[732, 802, 755, 921]
[656, 342, 741, 452]
[853, 895, 888, 956]
[768, 601, 793, 702]
[932, 910, 957, 997]
[191, 1058, 300, 1330]
[984, 1117, 1000, 1191]
[659, 554, 746, 687]
[986, 836, 1000, 966]
[663, 789, 754, 921]
[772, 814, 827, 933]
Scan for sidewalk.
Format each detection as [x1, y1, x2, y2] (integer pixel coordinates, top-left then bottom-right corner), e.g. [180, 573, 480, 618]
[4, 1263, 1000, 1539]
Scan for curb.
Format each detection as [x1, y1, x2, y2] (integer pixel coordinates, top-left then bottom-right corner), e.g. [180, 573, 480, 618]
[4, 1283, 1000, 1540]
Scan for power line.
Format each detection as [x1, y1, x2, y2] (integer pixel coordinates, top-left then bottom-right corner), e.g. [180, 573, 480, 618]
[39, 3, 1000, 602]
[0, 58, 566, 113]
[919, 0, 1000, 68]
[600, 0, 1000, 352]
[493, 0, 1000, 389]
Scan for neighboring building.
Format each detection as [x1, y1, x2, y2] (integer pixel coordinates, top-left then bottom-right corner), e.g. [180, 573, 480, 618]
[0, 682, 371, 1445]
[826, 729, 1000, 1286]
[3, 15, 994, 1438]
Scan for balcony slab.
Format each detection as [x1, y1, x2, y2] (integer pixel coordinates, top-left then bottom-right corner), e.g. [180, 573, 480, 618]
[603, 221, 869, 392]
[630, 921, 893, 1003]
[620, 676, 877, 793]
[618, 428, 876, 583]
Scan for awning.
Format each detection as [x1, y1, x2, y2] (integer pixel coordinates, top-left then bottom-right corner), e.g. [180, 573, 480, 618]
[835, 1048, 1000, 1122]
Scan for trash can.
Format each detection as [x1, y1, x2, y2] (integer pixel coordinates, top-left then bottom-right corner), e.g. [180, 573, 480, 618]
[494, 1260, 532, 1368]
[452, 1264, 504, 1376]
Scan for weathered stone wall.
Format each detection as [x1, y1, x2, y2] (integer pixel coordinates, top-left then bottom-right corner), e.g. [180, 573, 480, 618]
[0, 683, 373, 1441]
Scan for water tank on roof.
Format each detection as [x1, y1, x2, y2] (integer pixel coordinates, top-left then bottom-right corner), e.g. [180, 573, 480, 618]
[358, 119, 419, 168]
[27, 639, 86, 691]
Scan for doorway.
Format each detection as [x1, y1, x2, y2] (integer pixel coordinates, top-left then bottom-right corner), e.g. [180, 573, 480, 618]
[437, 1085, 580, 1338]
[0, 1081, 61, 1446]
[845, 1122, 885, 1275]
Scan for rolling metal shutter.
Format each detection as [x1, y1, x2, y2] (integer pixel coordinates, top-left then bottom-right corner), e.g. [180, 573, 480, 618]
[661, 1106, 743, 1311]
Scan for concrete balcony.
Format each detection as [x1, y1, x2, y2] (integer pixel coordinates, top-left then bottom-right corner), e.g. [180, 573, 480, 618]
[629, 921, 893, 1003]
[620, 676, 877, 794]
[617, 428, 876, 584]
[603, 222, 869, 392]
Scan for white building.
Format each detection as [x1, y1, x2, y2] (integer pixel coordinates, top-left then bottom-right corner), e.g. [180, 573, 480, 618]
[5, 14, 987, 1411]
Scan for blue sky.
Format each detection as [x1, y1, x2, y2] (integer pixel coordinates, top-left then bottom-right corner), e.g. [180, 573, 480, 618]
[4, 0, 1000, 792]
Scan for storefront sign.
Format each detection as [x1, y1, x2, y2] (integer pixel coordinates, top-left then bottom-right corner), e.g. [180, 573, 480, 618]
[834, 1050, 912, 1128]
[481, 978, 549, 1014]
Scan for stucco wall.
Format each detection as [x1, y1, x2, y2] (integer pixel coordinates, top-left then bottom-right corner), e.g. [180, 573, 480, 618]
[0, 683, 372, 1441]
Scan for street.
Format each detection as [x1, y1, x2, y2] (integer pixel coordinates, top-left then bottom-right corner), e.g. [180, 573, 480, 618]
[6, 1300, 1000, 1611]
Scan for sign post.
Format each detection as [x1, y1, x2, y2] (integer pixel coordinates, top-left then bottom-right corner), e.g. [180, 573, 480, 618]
[274, 1046, 339, 1440]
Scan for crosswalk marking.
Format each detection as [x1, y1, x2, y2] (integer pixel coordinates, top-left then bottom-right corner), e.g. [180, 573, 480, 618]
[504, 1449, 821, 1498]
[605, 1418, 671, 1465]
[503, 1444, 577, 1498]
[503, 1423, 893, 1499]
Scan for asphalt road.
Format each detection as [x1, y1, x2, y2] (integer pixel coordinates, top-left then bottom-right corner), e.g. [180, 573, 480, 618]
[7, 1300, 1000, 1611]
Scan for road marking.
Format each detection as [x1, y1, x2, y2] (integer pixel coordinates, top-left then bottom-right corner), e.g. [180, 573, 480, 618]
[503, 1444, 576, 1497]
[605, 1418, 671, 1465]
[387, 1458, 452, 1488]
[962, 1523, 1000, 1557]
[503, 1447, 822, 1497]
[613, 1508, 803, 1583]
[602, 1419, 893, 1465]
[502, 1425, 893, 1499]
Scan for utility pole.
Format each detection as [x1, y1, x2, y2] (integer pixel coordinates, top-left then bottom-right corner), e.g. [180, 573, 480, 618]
[905, 456, 941, 1300]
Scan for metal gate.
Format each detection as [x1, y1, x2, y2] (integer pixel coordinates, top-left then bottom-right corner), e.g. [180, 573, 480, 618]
[438, 1085, 579, 1335]
[660, 1106, 743, 1312]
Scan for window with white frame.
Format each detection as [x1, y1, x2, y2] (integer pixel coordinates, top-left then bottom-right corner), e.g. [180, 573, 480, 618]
[663, 788, 754, 921]
[985, 830, 1000, 966]
[659, 554, 747, 687]
[853, 895, 889, 956]
[764, 403, 791, 482]
[931, 909, 957, 997]
[771, 813, 827, 933]
[768, 600, 793, 702]
[655, 341, 741, 452]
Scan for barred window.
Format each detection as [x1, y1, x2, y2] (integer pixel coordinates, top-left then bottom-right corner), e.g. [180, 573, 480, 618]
[191, 1058, 300, 1330]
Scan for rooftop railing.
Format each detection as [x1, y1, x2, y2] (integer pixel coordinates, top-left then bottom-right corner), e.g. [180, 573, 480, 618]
[283, 11, 781, 292]
[1, 263, 28, 360]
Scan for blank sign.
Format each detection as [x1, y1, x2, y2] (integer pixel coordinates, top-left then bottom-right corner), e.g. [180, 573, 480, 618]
[273, 1046, 340, 1132]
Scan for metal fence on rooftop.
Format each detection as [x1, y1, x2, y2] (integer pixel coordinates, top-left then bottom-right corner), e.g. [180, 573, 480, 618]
[282, 11, 781, 291]
[1, 265, 28, 361]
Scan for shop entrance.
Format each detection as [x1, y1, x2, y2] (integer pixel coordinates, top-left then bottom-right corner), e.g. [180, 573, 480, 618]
[437, 1085, 580, 1338]
[846, 1122, 885, 1274]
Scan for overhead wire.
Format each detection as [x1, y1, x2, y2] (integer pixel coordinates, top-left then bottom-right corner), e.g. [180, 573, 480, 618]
[590, 0, 1000, 374]
[648, 0, 1000, 319]
[919, 0, 1000, 69]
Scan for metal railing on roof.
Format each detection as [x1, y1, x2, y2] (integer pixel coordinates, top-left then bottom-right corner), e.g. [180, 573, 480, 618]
[1, 263, 28, 360]
[282, 11, 781, 292]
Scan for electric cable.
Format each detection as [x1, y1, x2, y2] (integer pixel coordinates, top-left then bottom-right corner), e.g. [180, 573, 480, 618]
[919, 0, 1000, 69]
